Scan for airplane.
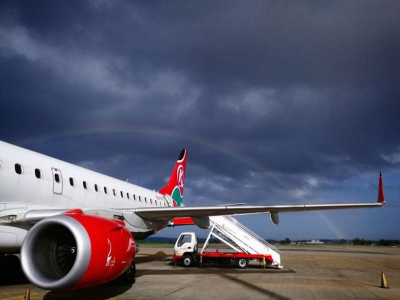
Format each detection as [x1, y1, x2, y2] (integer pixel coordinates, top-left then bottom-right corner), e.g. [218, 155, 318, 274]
[0, 140, 385, 290]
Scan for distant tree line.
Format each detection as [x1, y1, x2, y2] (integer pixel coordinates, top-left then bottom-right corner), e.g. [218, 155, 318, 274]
[280, 238, 291, 244]
[352, 238, 372, 245]
[342, 238, 400, 246]
[378, 239, 400, 246]
[278, 238, 400, 246]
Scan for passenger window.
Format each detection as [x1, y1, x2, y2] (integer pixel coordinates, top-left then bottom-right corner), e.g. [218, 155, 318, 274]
[35, 168, 42, 179]
[139, 196, 141, 202]
[113, 189, 116, 196]
[155, 200, 157, 205]
[120, 191, 124, 198]
[69, 177, 74, 186]
[150, 199, 152, 204]
[15, 164, 23, 174]
[94, 184, 98, 192]
[104, 187, 108, 194]
[83, 181, 87, 189]
[127, 193, 130, 199]
[133, 194, 136, 200]
[54, 174, 60, 183]
[0, 160, 2, 169]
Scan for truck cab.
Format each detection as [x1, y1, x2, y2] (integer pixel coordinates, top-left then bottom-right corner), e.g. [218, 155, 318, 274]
[173, 232, 198, 267]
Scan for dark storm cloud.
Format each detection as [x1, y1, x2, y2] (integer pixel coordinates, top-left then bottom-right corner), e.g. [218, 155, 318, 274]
[0, 0, 400, 214]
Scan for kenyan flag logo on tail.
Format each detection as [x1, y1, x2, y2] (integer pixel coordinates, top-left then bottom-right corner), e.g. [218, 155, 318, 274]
[159, 149, 187, 207]
[171, 187, 183, 207]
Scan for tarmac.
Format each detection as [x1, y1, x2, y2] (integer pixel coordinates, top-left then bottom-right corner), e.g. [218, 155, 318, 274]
[0, 244, 399, 300]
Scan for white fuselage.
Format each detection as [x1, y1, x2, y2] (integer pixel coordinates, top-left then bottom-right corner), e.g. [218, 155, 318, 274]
[0, 141, 173, 251]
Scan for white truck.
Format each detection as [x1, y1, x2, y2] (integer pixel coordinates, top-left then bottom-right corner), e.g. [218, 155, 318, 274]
[173, 232, 200, 267]
[173, 216, 282, 269]
[173, 231, 276, 269]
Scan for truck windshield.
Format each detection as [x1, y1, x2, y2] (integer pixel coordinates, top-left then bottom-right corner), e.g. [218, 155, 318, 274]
[178, 234, 192, 246]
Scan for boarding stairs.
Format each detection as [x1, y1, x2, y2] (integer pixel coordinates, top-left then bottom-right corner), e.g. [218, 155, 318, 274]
[201, 215, 282, 267]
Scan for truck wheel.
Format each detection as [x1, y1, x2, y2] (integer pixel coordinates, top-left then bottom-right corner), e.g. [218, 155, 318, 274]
[236, 258, 248, 269]
[182, 255, 193, 267]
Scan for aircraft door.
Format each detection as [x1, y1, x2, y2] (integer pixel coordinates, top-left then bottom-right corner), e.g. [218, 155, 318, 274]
[51, 168, 63, 194]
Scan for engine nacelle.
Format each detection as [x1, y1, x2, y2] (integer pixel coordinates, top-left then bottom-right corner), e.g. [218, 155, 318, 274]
[192, 216, 210, 229]
[21, 209, 135, 290]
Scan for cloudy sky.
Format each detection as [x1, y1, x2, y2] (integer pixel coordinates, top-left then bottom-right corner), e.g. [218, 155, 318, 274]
[1, 1, 399, 240]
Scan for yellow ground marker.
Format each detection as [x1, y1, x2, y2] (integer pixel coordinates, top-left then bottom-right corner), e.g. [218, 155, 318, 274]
[381, 271, 389, 288]
[262, 257, 266, 269]
[24, 289, 30, 300]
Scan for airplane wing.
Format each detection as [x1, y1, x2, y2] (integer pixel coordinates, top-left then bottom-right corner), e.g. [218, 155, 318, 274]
[132, 201, 383, 221]
[131, 173, 386, 222]
[4, 174, 385, 225]
[11, 199, 382, 225]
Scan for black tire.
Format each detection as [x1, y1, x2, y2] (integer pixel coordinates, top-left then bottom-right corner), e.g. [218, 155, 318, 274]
[116, 261, 136, 285]
[182, 255, 193, 267]
[0, 255, 5, 283]
[236, 258, 248, 269]
[1, 255, 22, 283]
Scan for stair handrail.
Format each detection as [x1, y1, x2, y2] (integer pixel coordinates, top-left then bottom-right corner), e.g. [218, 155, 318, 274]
[224, 215, 281, 253]
[211, 215, 280, 253]
[212, 223, 256, 253]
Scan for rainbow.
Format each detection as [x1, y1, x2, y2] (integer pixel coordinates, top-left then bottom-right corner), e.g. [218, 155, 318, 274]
[315, 212, 349, 240]
[18, 125, 291, 188]
[17, 125, 348, 239]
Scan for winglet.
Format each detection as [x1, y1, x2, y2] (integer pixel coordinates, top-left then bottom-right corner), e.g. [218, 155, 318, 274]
[378, 172, 385, 205]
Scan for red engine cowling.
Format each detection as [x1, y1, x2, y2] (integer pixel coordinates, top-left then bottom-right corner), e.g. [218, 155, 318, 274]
[21, 209, 135, 290]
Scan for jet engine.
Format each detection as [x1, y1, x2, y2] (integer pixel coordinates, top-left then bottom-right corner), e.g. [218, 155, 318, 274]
[191, 216, 210, 229]
[21, 209, 136, 290]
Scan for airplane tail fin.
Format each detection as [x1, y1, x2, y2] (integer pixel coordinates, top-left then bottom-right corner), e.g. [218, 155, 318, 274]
[159, 149, 187, 207]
